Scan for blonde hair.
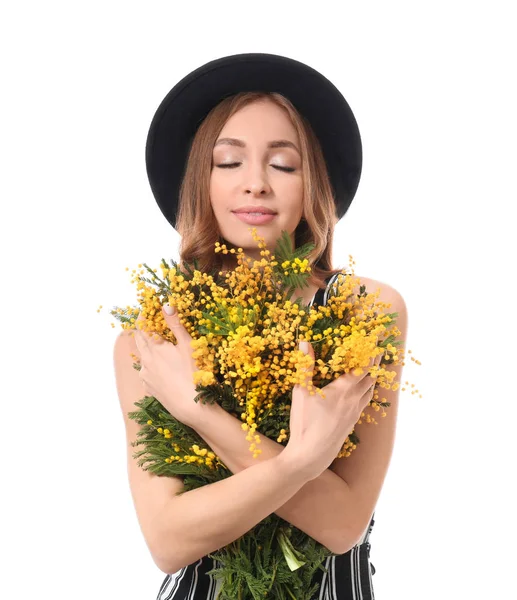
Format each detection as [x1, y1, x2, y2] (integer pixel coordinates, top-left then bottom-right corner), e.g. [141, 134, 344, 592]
[175, 91, 345, 291]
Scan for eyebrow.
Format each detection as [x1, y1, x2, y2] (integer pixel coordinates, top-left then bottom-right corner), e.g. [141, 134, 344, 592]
[214, 137, 300, 154]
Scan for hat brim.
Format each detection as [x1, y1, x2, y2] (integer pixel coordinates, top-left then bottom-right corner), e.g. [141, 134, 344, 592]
[145, 52, 362, 230]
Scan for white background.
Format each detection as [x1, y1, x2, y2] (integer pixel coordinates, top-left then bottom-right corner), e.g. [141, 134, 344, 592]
[1, 1, 515, 598]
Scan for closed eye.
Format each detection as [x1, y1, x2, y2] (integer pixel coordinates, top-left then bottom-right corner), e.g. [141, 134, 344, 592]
[215, 163, 295, 173]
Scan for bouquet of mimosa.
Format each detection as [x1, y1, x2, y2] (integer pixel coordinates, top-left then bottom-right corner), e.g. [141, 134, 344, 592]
[104, 227, 413, 600]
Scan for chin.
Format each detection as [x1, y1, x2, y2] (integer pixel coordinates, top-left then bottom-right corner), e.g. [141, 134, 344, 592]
[221, 222, 294, 251]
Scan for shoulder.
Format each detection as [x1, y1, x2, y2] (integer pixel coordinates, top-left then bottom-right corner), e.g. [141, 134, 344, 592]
[114, 327, 141, 356]
[332, 272, 407, 315]
[358, 274, 405, 301]
[327, 271, 409, 346]
[113, 328, 144, 378]
[357, 274, 408, 334]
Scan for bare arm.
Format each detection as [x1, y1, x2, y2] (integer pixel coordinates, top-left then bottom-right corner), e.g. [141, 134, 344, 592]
[190, 401, 356, 554]
[116, 328, 345, 576]
[159, 451, 315, 574]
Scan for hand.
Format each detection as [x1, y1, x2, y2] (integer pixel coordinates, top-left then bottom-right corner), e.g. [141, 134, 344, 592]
[282, 341, 383, 481]
[133, 304, 202, 428]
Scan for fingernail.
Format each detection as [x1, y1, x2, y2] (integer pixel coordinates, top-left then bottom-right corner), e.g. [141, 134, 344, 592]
[163, 303, 175, 315]
[299, 341, 309, 354]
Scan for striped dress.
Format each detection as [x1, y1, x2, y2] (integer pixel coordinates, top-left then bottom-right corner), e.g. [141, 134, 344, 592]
[156, 272, 377, 599]
[155, 514, 376, 600]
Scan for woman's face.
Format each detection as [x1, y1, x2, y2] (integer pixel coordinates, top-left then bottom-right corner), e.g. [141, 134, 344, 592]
[210, 99, 304, 263]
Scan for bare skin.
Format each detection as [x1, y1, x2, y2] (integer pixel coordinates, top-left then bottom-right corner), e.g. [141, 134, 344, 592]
[291, 280, 321, 306]
[114, 96, 406, 571]
[210, 98, 330, 307]
[211, 99, 303, 258]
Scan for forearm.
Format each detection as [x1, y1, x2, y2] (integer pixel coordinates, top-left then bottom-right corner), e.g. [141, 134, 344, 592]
[161, 452, 310, 573]
[190, 401, 354, 554]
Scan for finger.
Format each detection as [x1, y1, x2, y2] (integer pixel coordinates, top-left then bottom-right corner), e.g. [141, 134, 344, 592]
[365, 352, 382, 376]
[296, 340, 315, 390]
[373, 351, 383, 373]
[349, 358, 373, 380]
[358, 367, 378, 399]
[135, 311, 153, 346]
[138, 366, 151, 396]
[134, 330, 149, 357]
[135, 311, 147, 334]
[162, 302, 191, 344]
[353, 354, 379, 386]
[369, 352, 380, 369]
[359, 380, 377, 409]
[135, 312, 153, 349]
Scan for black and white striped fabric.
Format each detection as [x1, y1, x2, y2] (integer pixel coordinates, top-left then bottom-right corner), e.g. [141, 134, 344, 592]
[155, 271, 377, 599]
[155, 514, 376, 600]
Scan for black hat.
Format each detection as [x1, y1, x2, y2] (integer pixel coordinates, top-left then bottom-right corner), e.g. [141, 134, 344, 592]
[145, 52, 362, 230]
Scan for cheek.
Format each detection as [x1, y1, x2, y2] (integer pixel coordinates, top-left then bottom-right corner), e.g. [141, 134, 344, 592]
[209, 170, 232, 196]
[283, 179, 304, 209]
[209, 176, 224, 211]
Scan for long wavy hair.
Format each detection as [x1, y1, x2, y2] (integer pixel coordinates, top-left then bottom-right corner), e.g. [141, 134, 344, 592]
[175, 91, 346, 291]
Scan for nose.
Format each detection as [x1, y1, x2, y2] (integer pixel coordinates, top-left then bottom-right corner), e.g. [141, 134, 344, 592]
[246, 183, 269, 196]
[244, 165, 271, 196]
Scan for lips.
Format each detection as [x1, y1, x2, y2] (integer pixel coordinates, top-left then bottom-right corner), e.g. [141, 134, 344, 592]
[233, 212, 277, 225]
[232, 206, 277, 215]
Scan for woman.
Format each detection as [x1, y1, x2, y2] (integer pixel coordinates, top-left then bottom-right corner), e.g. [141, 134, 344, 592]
[113, 53, 407, 599]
